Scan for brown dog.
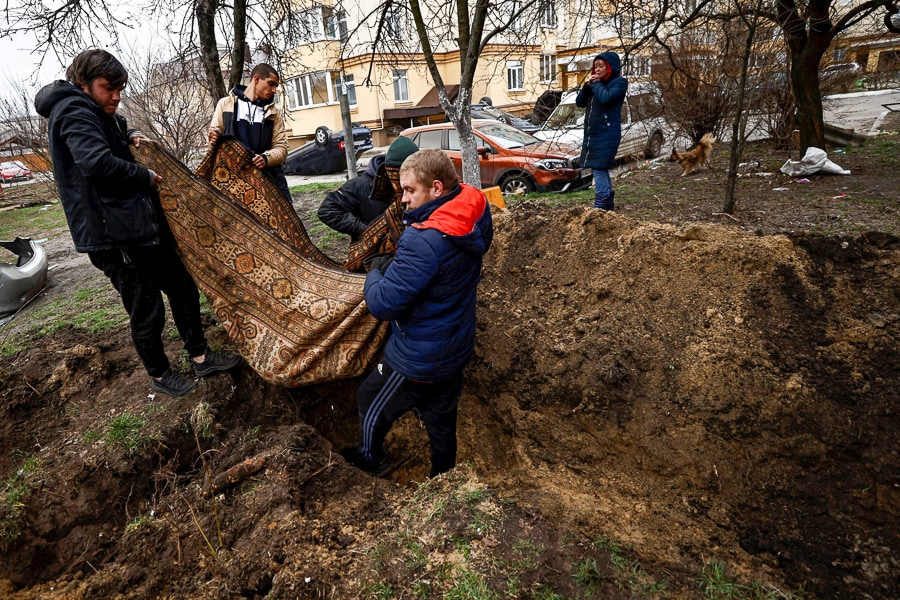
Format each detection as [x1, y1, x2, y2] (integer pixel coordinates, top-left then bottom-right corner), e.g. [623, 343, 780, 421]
[671, 132, 716, 176]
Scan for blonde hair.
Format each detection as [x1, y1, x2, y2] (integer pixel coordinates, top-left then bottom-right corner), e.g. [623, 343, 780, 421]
[399, 149, 459, 190]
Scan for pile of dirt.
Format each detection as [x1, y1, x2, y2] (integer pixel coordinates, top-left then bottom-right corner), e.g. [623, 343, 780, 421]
[466, 205, 898, 596]
[1, 138, 898, 598]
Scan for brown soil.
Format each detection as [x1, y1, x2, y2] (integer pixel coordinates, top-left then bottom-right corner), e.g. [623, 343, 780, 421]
[0, 131, 898, 599]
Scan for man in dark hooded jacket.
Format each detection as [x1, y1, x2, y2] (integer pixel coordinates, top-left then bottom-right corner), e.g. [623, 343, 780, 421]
[341, 149, 493, 478]
[34, 49, 240, 398]
[208, 63, 291, 200]
[317, 136, 419, 241]
[576, 51, 628, 210]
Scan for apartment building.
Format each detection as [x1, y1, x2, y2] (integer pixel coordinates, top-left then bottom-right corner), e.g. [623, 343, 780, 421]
[273, 0, 653, 147]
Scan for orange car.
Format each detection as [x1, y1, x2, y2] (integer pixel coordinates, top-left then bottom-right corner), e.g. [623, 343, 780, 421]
[400, 119, 591, 194]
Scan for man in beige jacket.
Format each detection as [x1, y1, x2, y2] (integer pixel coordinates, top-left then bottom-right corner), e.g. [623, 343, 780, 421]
[209, 63, 291, 199]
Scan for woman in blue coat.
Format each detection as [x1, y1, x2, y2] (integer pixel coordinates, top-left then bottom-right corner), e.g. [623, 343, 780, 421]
[576, 52, 628, 210]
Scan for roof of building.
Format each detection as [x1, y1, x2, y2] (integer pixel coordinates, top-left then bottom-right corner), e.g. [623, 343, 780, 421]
[383, 84, 459, 120]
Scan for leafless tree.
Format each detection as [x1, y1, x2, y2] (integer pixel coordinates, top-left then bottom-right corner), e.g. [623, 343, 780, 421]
[118, 45, 214, 166]
[634, 0, 899, 152]
[0, 80, 56, 196]
[10, 0, 897, 160]
[281, 0, 562, 187]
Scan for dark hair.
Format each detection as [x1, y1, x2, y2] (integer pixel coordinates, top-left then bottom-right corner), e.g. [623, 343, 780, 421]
[250, 63, 278, 80]
[66, 49, 128, 88]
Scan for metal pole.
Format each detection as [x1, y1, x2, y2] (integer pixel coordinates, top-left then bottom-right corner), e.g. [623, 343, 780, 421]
[339, 80, 358, 180]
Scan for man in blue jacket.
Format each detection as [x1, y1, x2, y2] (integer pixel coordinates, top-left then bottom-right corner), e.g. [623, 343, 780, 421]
[576, 51, 628, 210]
[34, 49, 240, 398]
[342, 149, 494, 477]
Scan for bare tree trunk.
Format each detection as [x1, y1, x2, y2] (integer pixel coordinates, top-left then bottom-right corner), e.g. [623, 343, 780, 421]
[454, 88, 481, 188]
[229, 0, 248, 89]
[724, 9, 760, 214]
[407, 0, 488, 188]
[792, 59, 826, 151]
[195, 0, 227, 102]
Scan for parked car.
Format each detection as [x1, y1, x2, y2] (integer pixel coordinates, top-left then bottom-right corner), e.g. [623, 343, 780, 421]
[0, 160, 32, 183]
[400, 119, 591, 194]
[533, 82, 666, 160]
[470, 103, 541, 134]
[283, 123, 374, 175]
[821, 63, 863, 94]
[529, 90, 564, 126]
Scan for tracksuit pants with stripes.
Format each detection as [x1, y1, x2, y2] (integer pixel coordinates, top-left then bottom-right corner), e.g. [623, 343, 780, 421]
[357, 360, 464, 478]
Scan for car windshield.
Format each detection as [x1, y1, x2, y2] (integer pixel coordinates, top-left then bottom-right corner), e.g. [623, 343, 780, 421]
[543, 103, 585, 130]
[476, 122, 539, 148]
[0, 162, 19, 170]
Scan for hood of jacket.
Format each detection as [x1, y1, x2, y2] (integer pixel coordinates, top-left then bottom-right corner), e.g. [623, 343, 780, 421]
[408, 184, 493, 256]
[35, 81, 92, 118]
[365, 153, 385, 177]
[597, 51, 622, 80]
[232, 84, 275, 108]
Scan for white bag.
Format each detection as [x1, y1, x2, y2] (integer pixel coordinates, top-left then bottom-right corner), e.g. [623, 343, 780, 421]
[780, 147, 850, 176]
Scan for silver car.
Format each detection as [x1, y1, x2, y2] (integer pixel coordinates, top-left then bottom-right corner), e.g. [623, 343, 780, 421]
[533, 82, 666, 160]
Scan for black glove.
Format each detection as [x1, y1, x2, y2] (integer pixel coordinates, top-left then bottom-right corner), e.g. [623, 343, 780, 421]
[366, 253, 395, 273]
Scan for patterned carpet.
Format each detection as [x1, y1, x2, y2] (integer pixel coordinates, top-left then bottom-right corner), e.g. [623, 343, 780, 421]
[133, 139, 390, 387]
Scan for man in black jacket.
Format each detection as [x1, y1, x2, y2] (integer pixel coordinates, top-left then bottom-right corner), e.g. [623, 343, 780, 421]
[35, 49, 240, 398]
[317, 137, 418, 241]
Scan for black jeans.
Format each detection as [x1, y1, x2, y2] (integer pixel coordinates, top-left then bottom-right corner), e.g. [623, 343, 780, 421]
[357, 360, 464, 478]
[266, 165, 292, 202]
[89, 243, 207, 377]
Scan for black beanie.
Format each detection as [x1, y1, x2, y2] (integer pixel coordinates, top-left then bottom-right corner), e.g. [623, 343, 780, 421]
[385, 136, 419, 166]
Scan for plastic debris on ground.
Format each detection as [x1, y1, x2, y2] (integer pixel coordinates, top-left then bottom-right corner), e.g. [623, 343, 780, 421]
[780, 147, 851, 177]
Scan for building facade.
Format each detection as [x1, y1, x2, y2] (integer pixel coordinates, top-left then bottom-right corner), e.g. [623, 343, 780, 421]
[272, 0, 653, 147]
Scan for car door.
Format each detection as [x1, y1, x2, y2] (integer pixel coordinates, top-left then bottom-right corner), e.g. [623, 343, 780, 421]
[618, 100, 643, 158]
[447, 128, 496, 188]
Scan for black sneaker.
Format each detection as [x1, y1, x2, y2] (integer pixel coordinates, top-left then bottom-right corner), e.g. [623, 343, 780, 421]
[340, 447, 391, 476]
[151, 369, 198, 398]
[193, 350, 242, 377]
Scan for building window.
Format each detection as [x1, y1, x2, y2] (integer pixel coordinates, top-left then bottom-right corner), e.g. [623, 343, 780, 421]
[623, 55, 651, 78]
[393, 70, 409, 102]
[282, 7, 352, 47]
[505, 1, 523, 31]
[833, 47, 848, 63]
[616, 15, 652, 38]
[540, 1, 558, 28]
[332, 73, 357, 105]
[385, 4, 404, 40]
[284, 71, 330, 109]
[300, 8, 325, 44]
[325, 9, 349, 43]
[507, 60, 524, 91]
[540, 54, 557, 82]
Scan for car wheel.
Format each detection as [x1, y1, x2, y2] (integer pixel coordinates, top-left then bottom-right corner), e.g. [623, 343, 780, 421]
[645, 132, 664, 159]
[314, 126, 331, 147]
[500, 173, 534, 196]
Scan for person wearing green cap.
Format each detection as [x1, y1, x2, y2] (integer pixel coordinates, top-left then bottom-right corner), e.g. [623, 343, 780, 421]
[317, 136, 419, 241]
